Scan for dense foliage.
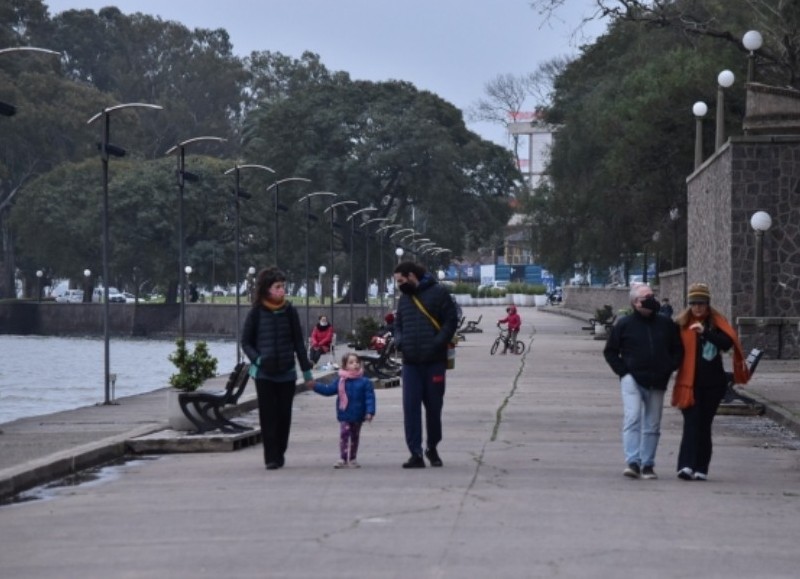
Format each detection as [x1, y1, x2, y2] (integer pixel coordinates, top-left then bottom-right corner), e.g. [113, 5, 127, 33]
[1, 0, 519, 300]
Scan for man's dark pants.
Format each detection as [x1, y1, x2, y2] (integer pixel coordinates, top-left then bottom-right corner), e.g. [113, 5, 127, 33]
[402, 361, 447, 456]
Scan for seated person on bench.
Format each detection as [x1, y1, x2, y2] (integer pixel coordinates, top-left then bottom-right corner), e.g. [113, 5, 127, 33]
[309, 315, 334, 365]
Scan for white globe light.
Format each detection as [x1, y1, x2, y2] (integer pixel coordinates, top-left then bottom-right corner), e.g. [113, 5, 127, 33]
[717, 69, 735, 88]
[36, 270, 43, 278]
[83, 269, 91, 277]
[692, 101, 708, 117]
[184, 265, 192, 275]
[750, 211, 772, 232]
[395, 247, 404, 257]
[248, 266, 256, 275]
[437, 270, 445, 280]
[318, 265, 327, 274]
[743, 30, 763, 52]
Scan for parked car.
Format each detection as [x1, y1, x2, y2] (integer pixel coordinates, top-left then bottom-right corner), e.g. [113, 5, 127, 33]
[55, 289, 84, 303]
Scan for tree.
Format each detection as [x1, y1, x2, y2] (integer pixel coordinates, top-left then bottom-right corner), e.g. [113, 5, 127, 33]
[244, 73, 519, 302]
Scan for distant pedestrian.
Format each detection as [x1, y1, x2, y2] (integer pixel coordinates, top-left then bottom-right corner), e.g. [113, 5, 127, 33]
[311, 352, 376, 468]
[309, 315, 334, 366]
[393, 261, 459, 468]
[659, 297, 674, 318]
[603, 283, 683, 480]
[672, 283, 750, 481]
[241, 267, 314, 471]
[497, 305, 521, 354]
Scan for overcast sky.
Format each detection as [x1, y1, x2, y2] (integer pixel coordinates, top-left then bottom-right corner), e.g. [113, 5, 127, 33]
[44, 0, 607, 147]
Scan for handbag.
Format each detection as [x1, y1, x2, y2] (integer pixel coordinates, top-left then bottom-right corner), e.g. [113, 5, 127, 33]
[411, 295, 457, 370]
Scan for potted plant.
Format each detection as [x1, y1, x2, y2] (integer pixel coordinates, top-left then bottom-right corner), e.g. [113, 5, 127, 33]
[507, 282, 525, 306]
[593, 305, 615, 337]
[452, 282, 474, 306]
[167, 338, 218, 430]
[529, 284, 548, 307]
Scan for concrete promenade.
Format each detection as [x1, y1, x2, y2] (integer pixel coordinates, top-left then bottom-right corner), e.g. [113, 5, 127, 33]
[1, 305, 799, 578]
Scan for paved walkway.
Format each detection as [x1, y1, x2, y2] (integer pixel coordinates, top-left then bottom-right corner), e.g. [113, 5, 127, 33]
[1, 306, 799, 578]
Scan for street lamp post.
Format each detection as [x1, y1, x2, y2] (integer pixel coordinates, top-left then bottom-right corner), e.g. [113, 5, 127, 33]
[247, 266, 257, 303]
[267, 177, 312, 268]
[87, 102, 162, 406]
[166, 136, 226, 343]
[318, 265, 327, 306]
[376, 223, 402, 310]
[323, 200, 358, 329]
[692, 101, 708, 170]
[0, 47, 60, 117]
[716, 70, 735, 150]
[297, 191, 337, 332]
[751, 211, 772, 316]
[346, 207, 377, 324]
[361, 217, 389, 316]
[743, 30, 763, 83]
[224, 163, 275, 362]
[393, 247, 404, 309]
[670, 207, 680, 269]
[83, 269, 92, 303]
[36, 269, 43, 302]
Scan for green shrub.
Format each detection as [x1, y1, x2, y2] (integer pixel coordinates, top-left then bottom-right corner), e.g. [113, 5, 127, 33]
[525, 284, 547, 295]
[168, 339, 218, 392]
[353, 316, 380, 350]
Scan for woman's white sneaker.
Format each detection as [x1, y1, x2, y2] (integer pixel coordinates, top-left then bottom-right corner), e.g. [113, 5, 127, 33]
[677, 467, 694, 480]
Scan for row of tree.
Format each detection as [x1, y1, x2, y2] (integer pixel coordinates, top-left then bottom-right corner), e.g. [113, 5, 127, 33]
[1, 0, 520, 301]
[517, 0, 800, 281]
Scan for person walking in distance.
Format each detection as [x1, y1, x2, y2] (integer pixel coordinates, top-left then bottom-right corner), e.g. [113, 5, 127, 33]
[311, 352, 376, 468]
[672, 283, 750, 481]
[393, 261, 459, 468]
[241, 267, 314, 470]
[603, 283, 683, 480]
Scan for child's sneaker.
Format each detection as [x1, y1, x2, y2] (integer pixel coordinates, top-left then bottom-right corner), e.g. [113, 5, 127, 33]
[334, 459, 348, 469]
[348, 461, 361, 468]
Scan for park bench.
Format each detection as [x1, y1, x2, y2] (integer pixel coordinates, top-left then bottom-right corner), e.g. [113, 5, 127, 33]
[462, 314, 483, 333]
[360, 336, 401, 380]
[721, 348, 765, 414]
[178, 362, 254, 434]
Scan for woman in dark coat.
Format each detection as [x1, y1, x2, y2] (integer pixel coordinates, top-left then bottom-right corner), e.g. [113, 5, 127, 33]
[241, 267, 314, 470]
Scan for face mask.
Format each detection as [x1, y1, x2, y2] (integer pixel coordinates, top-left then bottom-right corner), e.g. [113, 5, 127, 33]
[640, 296, 660, 313]
[398, 282, 415, 295]
[319, 321, 328, 327]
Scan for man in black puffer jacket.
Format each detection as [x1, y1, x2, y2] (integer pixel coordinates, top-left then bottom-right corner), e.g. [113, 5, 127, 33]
[393, 261, 458, 469]
[604, 283, 683, 481]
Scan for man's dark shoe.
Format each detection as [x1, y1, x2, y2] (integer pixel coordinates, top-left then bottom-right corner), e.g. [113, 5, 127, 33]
[265, 462, 281, 470]
[402, 454, 425, 468]
[425, 448, 443, 467]
[623, 463, 641, 479]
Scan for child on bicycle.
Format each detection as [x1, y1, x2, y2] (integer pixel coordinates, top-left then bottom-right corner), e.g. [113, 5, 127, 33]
[498, 305, 521, 354]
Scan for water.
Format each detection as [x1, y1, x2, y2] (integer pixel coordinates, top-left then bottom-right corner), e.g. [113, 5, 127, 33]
[0, 336, 237, 425]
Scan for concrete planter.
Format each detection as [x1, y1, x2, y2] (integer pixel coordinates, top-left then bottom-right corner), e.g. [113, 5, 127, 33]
[167, 388, 200, 431]
[533, 294, 548, 307]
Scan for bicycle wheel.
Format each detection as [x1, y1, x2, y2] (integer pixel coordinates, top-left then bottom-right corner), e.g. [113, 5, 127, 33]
[514, 341, 525, 355]
[490, 338, 501, 355]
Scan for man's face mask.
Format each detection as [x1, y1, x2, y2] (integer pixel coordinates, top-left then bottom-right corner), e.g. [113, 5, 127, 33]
[640, 296, 660, 313]
[398, 282, 415, 295]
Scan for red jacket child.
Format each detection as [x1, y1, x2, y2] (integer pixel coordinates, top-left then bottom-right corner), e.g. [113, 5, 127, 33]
[498, 305, 521, 332]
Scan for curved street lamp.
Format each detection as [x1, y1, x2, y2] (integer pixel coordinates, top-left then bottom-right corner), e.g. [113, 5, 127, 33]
[0, 47, 61, 117]
[346, 207, 377, 323]
[361, 217, 389, 315]
[88, 102, 162, 405]
[224, 163, 275, 362]
[266, 177, 312, 268]
[323, 199, 358, 327]
[166, 136, 227, 342]
[297, 191, 337, 332]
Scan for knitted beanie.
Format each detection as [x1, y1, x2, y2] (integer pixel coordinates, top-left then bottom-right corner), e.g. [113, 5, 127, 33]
[687, 282, 711, 303]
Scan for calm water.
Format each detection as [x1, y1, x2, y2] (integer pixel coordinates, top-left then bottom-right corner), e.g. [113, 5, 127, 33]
[0, 336, 236, 425]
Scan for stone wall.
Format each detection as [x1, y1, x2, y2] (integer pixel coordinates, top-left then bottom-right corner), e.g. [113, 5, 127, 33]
[686, 135, 800, 358]
[0, 302, 388, 342]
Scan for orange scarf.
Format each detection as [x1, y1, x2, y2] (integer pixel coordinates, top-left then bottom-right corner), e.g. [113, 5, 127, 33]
[671, 311, 749, 409]
[261, 297, 286, 311]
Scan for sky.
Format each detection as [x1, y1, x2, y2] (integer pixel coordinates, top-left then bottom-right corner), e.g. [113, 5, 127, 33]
[43, 0, 608, 147]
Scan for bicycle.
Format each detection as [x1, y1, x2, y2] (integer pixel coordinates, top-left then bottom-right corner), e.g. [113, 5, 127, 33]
[490, 324, 525, 355]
